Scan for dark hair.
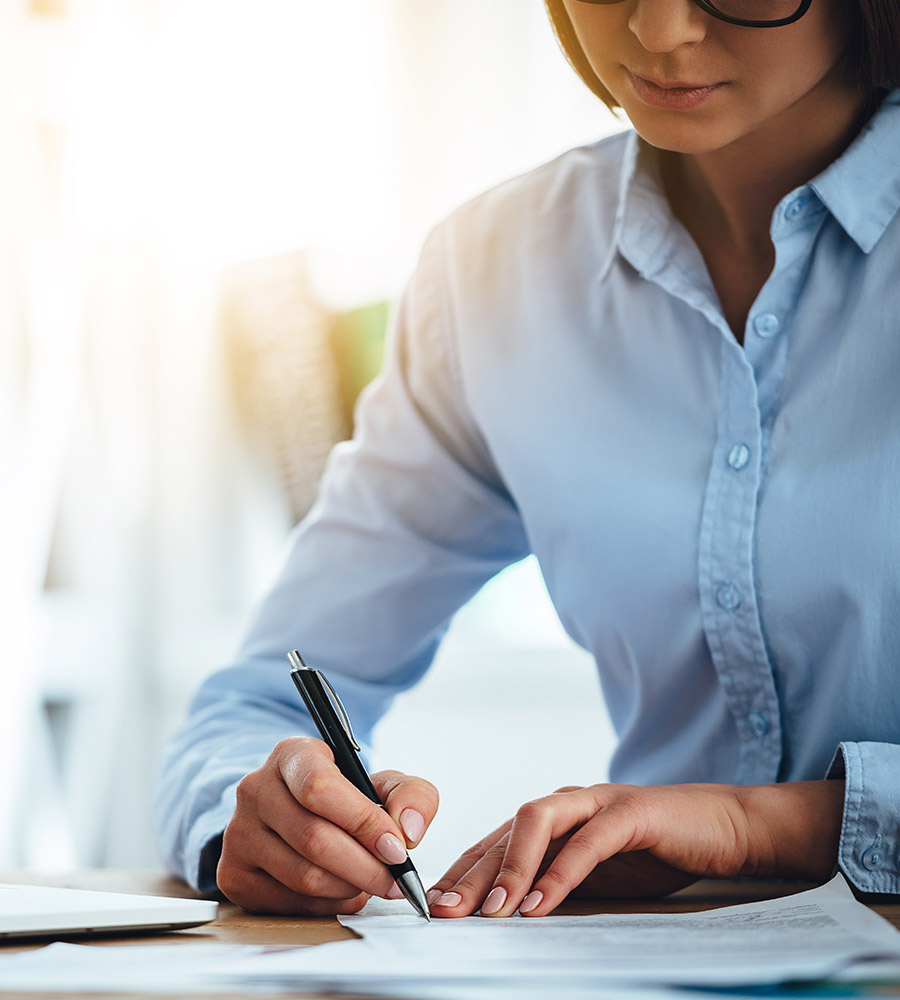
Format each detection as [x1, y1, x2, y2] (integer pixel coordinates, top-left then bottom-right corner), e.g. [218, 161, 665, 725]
[543, 0, 900, 107]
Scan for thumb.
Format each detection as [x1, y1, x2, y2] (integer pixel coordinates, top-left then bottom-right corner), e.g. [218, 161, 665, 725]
[372, 770, 439, 849]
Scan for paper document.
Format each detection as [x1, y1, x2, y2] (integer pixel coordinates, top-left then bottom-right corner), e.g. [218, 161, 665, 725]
[0, 942, 261, 994]
[1, 875, 897, 996]
[217, 875, 900, 992]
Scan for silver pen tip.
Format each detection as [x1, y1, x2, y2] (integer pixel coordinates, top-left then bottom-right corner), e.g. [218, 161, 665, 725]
[396, 870, 431, 922]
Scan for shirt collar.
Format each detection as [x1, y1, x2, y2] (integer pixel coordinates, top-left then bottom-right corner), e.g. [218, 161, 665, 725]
[599, 131, 676, 284]
[597, 130, 641, 284]
[810, 89, 900, 254]
[603, 88, 900, 278]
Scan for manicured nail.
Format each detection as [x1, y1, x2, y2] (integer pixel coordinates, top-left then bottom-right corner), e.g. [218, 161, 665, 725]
[375, 833, 408, 864]
[436, 891, 462, 908]
[400, 808, 425, 844]
[385, 884, 404, 900]
[520, 890, 543, 914]
[426, 889, 442, 906]
[480, 886, 507, 916]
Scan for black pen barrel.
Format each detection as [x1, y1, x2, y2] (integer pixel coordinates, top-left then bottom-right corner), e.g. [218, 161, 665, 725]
[290, 659, 431, 920]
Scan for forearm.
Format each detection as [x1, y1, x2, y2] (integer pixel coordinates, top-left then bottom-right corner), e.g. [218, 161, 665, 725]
[736, 780, 844, 881]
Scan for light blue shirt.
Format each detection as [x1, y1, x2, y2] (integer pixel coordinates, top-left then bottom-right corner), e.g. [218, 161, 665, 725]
[157, 91, 900, 895]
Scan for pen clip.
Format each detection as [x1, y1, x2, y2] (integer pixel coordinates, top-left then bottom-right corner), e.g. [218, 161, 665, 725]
[317, 671, 362, 752]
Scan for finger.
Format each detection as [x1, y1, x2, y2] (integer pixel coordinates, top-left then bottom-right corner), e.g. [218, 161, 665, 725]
[275, 738, 410, 868]
[373, 770, 440, 848]
[432, 834, 511, 918]
[217, 859, 369, 916]
[522, 800, 643, 916]
[426, 820, 512, 915]
[250, 821, 377, 900]
[255, 776, 396, 898]
[484, 789, 606, 917]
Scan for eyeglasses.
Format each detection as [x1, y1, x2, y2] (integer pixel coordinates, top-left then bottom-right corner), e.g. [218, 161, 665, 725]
[575, 0, 813, 28]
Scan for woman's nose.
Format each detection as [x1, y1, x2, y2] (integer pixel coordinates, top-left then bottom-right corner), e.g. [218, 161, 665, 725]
[627, 0, 708, 52]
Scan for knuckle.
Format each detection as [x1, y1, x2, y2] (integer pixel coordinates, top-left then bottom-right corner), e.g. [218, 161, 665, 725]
[498, 856, 533, 882]
[271, 737, 310, 772]
[276, 737, 332, 781]
[291, 863, 334, 899]
[382, 773, 440, 816]
[565, 828, 598, 855]
[272, 736, 299, 758]
[221, 812, 252, 853]
[234, 771, 262, 808]
[295, 819, 332, 862]
[372, 770, 405, 796]
[295, 768, 336, 811]
[452, 870, 486, 896]
[540, 866, 571, 891]
[351, 802, 391, 843]
[516, 799, 550, 824]
[616, 791, 651, 829]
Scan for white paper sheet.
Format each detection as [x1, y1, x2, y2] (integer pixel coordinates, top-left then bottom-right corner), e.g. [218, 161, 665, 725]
[0, 942, 262, 994]
[216, 875, 900, 992]
[0, 940, 684, 998]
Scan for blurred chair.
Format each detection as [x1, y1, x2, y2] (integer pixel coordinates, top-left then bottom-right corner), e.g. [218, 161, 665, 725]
[219, 250, 387, 523]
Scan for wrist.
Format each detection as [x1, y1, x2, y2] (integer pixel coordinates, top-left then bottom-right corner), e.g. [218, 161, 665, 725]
[736, 780, 844, 881]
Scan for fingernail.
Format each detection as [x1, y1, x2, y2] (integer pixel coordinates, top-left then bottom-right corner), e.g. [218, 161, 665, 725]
[399, 808, 425, 844]
[386, 884, 404, 900]
[426, 889, 442, 906]
[375, 833, 408, 864]
[480, 886, 507, 916]
[519, 890, 543, 914]
[436, 891, 462, 908]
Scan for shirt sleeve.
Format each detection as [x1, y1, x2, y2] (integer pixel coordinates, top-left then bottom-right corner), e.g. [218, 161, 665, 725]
[828, 742, 900, 894]
[153, 223, 530, 891]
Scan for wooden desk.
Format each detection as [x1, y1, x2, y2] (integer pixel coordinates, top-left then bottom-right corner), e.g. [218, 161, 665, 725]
[2, 870, 899, 1000]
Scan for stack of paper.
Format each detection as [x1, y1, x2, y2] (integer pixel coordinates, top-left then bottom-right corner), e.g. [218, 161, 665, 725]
[0, 875, 898, 997]
[217, 875, 900, 995]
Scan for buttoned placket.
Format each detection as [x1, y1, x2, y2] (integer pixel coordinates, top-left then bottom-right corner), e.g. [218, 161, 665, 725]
[697, 185, 828, 783]
[621, 172, 831, 785]
[698, 338, 782, 784]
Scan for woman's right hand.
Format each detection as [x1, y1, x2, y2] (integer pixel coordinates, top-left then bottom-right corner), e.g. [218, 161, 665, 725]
[216, 736, 439, 915]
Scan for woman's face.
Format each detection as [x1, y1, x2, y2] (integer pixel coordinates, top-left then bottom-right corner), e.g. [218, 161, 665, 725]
[561, 0, 859, 156]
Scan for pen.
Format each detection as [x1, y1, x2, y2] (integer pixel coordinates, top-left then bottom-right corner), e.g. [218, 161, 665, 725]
[287, 650, 431, 921]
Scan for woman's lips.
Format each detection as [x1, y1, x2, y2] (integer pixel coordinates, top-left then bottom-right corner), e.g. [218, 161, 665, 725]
[627, 70, 725, 110]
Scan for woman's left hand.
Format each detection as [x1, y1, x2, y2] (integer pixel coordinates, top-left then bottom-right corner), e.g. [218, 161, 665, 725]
[427, 780, 844, 918]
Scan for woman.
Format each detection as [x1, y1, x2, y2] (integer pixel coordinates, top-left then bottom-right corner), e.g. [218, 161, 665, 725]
[156, 0, 900, 917]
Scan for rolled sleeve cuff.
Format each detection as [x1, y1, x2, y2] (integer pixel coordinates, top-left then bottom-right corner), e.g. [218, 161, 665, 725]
[828, 741, 900, 894]
[183, 780, 240, 892]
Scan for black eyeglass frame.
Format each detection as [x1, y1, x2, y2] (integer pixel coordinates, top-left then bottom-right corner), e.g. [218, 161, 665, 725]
[575, 0, 813, 28]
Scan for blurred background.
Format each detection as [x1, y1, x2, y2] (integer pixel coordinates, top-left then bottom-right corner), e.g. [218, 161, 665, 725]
[1, 0, 626, 881]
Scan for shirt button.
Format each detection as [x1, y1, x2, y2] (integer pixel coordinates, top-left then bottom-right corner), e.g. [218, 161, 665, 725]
[785, 197, 805, 221]
[727, 444, 750, 472]
[748, 711, 769, 738]
[862, 844, 886, 871]
[716, 581, 741, 611]
[753, 312, 780, 338]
